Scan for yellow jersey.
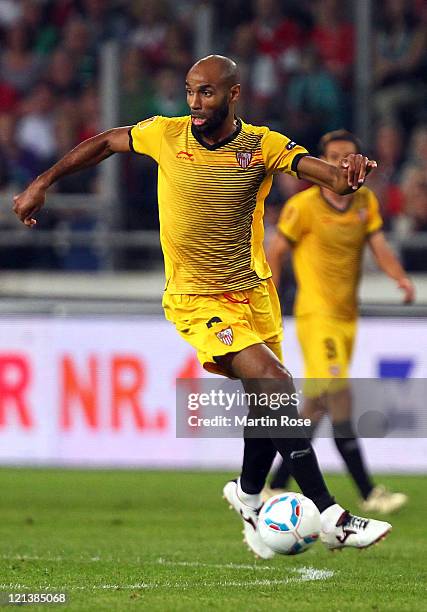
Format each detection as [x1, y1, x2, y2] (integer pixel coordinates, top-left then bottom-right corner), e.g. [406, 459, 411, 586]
[277, 185, 383, 319]
[129, 115, 307, 294]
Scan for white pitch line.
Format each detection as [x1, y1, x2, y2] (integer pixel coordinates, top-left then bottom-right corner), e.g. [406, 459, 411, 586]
[156, 558, 277, 571]
[294, 567, 335, 581]
[1, 554, 332, 576]
[156, 560, 335, 581]
[0, 566, 335, 591]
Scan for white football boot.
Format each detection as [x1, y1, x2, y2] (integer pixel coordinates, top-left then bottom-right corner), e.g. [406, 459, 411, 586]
[223, 479, 275, 559]
[320, 503, 392, 550]
[359, 485, 408, 514]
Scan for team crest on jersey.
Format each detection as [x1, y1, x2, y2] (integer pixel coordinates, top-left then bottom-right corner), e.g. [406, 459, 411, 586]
[236, 151, 252, 169]
[329, 365, 341, 376]
[216, 327, 233, 346]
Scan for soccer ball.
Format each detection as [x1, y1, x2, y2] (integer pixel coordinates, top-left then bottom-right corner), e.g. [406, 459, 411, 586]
[258, 492, 321, 555]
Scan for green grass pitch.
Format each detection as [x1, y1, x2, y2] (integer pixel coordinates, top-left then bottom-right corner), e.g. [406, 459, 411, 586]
[0, 468, 425, 611]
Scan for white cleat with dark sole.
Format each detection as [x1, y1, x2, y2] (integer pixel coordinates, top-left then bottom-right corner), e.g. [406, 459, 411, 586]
[223, 479, 275, 560]
[320, 503, 392, 550]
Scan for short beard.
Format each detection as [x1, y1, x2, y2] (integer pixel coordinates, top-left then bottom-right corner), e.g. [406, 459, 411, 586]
[192, 97, 230, 136]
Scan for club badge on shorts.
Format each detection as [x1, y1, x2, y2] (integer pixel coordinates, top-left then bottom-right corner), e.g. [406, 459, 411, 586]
[216, 327, 233, 346]
[236, 151, 252, 169]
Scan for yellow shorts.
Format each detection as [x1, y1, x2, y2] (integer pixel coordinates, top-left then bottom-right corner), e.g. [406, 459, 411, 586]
[163, 278, 283, 377]
[296, 315, 357, 397]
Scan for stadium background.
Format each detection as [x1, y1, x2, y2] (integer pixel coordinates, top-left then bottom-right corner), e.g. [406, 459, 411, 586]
[0, 0, 426, 474]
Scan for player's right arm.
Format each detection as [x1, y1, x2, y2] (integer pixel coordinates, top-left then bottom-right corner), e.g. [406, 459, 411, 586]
[13, 127, 132, 227]
[266, 231, 292, 289]
[261, 129, 377, 195]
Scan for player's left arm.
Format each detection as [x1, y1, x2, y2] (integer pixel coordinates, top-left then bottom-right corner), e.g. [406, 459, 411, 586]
[367, 231, 415, 304]
[296, 155, 377, 196]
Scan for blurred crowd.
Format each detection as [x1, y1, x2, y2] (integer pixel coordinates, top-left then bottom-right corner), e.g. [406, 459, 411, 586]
[0, 0, 426, 271]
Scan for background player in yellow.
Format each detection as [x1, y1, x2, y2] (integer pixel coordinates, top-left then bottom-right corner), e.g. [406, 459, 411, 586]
[266, 130, 415, 512]
[13, 56, 393, 557]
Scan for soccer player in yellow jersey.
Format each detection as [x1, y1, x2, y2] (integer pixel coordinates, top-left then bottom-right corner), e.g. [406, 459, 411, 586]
[266, 130, 414, 512]
[13, 56, 393, 558]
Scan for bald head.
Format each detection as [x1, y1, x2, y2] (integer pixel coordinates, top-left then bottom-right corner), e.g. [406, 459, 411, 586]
[185, 55, 240, 139]
[187, 55, 239, 88]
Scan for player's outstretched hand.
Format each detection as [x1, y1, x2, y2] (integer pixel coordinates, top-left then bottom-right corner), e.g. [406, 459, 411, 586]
[341, 154, 377, 190]
[398, 277, 415, 304]
[13, 181, 46, 227]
